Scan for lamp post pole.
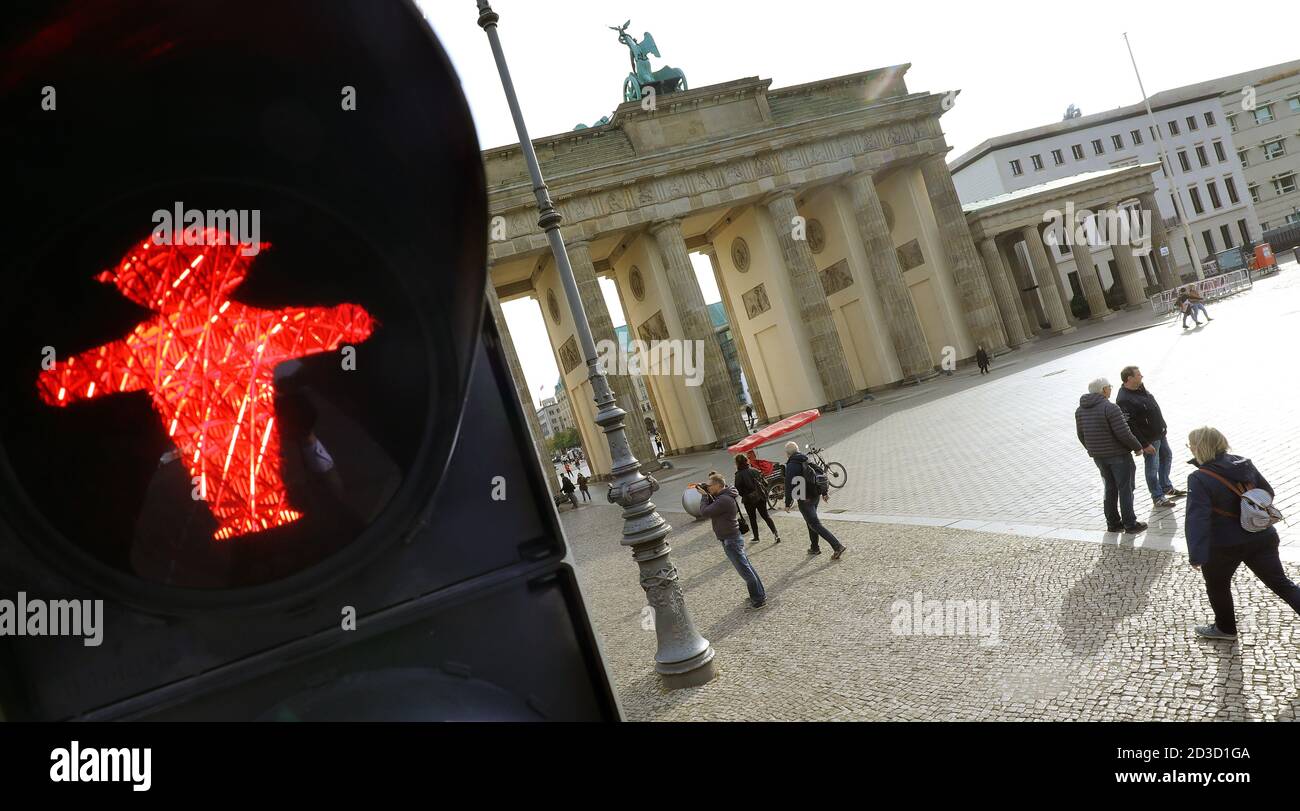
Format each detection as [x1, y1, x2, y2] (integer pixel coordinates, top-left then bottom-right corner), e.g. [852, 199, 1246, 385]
[475, 0, 717, 689]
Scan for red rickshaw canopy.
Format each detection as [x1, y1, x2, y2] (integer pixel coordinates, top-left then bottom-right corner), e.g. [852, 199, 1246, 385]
[726, 409, 821, 455]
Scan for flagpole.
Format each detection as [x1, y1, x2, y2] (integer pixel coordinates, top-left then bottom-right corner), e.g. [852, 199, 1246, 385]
[475, 0, 717, 689]
[1123, 32, 1204, 282]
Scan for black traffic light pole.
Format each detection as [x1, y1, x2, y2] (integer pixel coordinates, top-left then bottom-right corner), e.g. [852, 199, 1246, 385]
[475, 1, 716, 688]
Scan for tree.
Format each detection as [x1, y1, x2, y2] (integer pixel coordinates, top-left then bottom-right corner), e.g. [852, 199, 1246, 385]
[549, 429, 581, 454]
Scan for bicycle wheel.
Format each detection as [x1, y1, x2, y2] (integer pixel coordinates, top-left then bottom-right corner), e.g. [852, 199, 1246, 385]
[825, 462, 847, 489]
[767, 482, 784, 511]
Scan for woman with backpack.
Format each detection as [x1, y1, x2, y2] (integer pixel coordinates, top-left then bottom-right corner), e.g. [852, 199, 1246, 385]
[734, 454, 781, 546]
[1185, 426, 1298, 640]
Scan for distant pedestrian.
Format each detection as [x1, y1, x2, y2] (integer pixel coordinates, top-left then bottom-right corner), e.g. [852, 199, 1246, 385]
[1075, 377, 1154, 534]
[783, 441, 847, 559]
[563, 461, 572, 475]
[654, 435, 665, 456]
[577, 473, 591, 501]
[975, 345, 991, 375]
[1185, 426, 1298, 641]
[560, 474, 578, 508]
[1116, 365, 1183, 510]
[698, 472, 766, 608]
[734, 453, 780, 546]
[1186, 286, 1212, 324]
[745, 403, 755, 431]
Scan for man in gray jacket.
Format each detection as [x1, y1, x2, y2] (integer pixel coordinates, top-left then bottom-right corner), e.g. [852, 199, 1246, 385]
[698, 472, 766, 608]
[1075, 378, 1154, 534]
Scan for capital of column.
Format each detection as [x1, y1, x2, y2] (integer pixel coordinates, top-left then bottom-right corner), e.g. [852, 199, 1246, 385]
[760, 187, 803, 209]
[647, 218, 683, 237]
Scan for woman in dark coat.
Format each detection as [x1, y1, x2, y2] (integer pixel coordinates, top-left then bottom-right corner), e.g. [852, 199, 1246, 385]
[734, 453, 780, 545]
[975, 345, 990, 374]
[1184, 426, 1300, 640]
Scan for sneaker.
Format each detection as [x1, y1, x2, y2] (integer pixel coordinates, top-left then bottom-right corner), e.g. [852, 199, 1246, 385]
[831, 545, 848, 560]
[773, 535, 782, 545]
[1106, 524, 1123, 532]
[1124, 521, 1148, 534]
[807, 548, 822, 556]
[1166, 488, 1187, 498]
[1154, 499, 1177, 509]
[1195, 624, 1236, 641]
[748, 599, 767, 610]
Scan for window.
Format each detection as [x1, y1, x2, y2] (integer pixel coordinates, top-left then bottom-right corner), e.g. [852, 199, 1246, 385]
[1220, 224, 1234, 249]
[1010, 159, 1022, 176]
[1195, 145, 1209, 167]
[1091, 138, 1105, 155]
[1289, 96, 1300, 113]
[1189, 185, 1204, 214]
[1071, 143, 1085, 160]
[1149, 125, 1159, 141]
[1112, 133, 1124, 150]
[1051, 148, 1065, 165]
[1213, 140, 1226, 162]
[1238, 148, 1250, 168]
[1204, 111, 1216, 127]
[1207, 180, 1221, 209]
[1273, 173, 1297, 195]
[1254, 104, 1274, 124]
[1177, 149, 1191, 172]
[1248, 183, 1260, 203]
[1168, 119, 1181, 136]
[1238, 219, 1251, 244]
[1263, 139, 1287, 161]
[1031, 154, 1044, 170]
[1226, 113, 1238, 132]
[1202, 230, 1215, 255]
[1130, 129, 1144, 145]
[1289, 212, 1300, 225]
[1186, 115, 1199, 131]
[1225, 176, 1239, 204]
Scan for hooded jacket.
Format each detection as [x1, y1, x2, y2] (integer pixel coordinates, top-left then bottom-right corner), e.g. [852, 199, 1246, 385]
[1075, 392, 1143, 458]
[1185, 452, 1277, 564]
[1115, 384, 1168, 446]
[699, 485, 742, 540]
[783, 452, 819, 507]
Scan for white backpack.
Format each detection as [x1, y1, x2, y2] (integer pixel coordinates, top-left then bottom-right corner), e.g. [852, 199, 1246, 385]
[1197, 468, 1284, 532]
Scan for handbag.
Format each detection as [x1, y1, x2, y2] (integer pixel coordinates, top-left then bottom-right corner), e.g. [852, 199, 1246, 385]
[1195, 468, 1284, 532]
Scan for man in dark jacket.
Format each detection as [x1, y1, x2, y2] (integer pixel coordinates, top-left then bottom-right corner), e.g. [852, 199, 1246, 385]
[1075, 378, 1153, 533]
[783, 441, 847, 559]
[1184, 426, 1300, 640]
[560, 474, 577, 508]
[975, 345, 991, 375]
[699, 472, 766, 608]
[1116, 366, 1183, 509]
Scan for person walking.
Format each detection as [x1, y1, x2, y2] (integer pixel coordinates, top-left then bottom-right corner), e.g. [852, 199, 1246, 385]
[560, 474, 577, 508]
[563, 460, 572, 476]
[1185, 426, 1299, 641]
[734, 453, 780, 546]
[783, 441, 847, 559]
[745, 403, 755, 431]
[975, 344, 991, 375]
[654, 435, 665, 457]
[576, 472, 591, 502]
[1075, 378, 1153, 534]
[1116, 365, 1183, 510]
[1186, 286, 1212, 324]
[698, 472, 766, 609]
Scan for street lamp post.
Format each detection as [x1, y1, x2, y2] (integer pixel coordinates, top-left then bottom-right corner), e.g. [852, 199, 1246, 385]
[475, 0, 717, 689]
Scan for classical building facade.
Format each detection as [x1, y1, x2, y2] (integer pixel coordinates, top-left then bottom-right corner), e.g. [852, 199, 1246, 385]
[1222, 63, 1300, 233]
[484, 66, 1175, 476]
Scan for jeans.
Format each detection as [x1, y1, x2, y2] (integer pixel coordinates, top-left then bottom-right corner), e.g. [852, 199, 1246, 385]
[797, 499, 843, 552]
[1201, 537, 1300, 634]
[1142, 438, 1174, 502]
[744, 498, 779, 541]
[721, 536, 765, 604]
[1093, 454, 1138, 529]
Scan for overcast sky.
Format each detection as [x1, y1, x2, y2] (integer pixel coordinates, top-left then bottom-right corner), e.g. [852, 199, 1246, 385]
[418, 0, 1291, 407]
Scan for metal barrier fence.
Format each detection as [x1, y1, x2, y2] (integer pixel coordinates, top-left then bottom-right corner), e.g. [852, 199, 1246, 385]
[1148, 269, 1253, 316]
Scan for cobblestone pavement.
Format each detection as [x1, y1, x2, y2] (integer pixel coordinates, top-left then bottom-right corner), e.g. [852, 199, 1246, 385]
[563, 503, 1300, 721]
[559, 265, 1300, 720]
[647, 264, 1300, 560]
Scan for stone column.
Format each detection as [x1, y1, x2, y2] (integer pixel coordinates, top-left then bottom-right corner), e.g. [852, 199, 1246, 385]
[1020, 225, 1072, 333]
[999, 238, 1040, 336]
[649, 220, 748, 445]
[1139, 191, 1180, 290]
[843, 172, 934, 379]
[1108, 205, 1148, 309]
[567, 239, 656, 464]
[762, 192, 862, 403]
[488, 284, 558, 495]
[704, 246, 767, 425]
[1067, 214, 1111, 318]
[1042, 229, 1079, 325]
[919, 156, 1008, 354]
[976, 236, 1027, 347]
